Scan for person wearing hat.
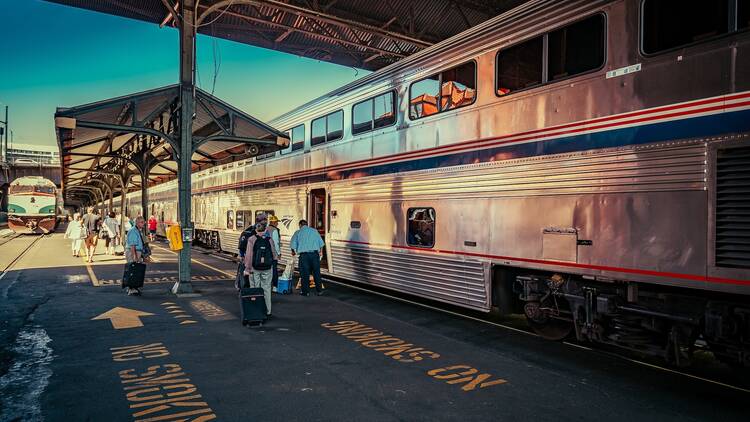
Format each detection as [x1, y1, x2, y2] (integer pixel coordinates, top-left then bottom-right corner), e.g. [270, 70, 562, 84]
[267, 215, 282, 287]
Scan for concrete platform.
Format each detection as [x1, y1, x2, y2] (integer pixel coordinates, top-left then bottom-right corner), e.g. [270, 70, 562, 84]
[0, 232, 747, 421]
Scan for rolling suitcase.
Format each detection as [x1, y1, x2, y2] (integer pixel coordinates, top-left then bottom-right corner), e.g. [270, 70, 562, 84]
[122, 262, 146, 291]
[239, 287, 267, 326]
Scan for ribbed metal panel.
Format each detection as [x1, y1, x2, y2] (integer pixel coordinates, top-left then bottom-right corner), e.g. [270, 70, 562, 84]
[330, 243, 488, 310]
[332, 142, 707, 202]
[715, 146, 750, 269]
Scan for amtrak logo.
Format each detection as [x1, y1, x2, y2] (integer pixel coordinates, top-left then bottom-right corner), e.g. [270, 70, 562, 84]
[280, 217, 293, 231]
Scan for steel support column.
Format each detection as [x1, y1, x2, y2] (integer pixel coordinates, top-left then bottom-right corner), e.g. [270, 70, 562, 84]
[173, 0, 196, 294]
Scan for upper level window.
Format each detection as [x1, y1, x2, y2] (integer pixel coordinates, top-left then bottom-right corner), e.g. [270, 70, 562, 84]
[311, 110, 344, 146]
[496, 36, 543, 95]
[352, 91, 397, 135]
[255, 152, 275, 161]
[741, 1, 750, 30]
[409, 61, 476, 120]
[642, 0, 740, 55]
[407, 207, 435, 248]
[548, 15, 605, 81]
[281, 124, 305, 154]
[496, 14, 605, 96]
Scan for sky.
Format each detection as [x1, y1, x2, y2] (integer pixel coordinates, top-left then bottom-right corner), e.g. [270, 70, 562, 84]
[0, 0, 368, 148]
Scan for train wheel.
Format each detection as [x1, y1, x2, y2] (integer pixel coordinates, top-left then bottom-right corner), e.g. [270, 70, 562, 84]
[524, 300, 573, 341]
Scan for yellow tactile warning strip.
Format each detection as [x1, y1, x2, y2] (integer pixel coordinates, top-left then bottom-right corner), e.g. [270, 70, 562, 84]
[160, 302, 199, 325]
[322, 321, 508, 392]
[110, 343, 216, 421]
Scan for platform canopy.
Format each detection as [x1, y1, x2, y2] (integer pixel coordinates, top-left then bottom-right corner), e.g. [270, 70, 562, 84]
[45, 0, 523, 71]
[55, 84, 289, 205]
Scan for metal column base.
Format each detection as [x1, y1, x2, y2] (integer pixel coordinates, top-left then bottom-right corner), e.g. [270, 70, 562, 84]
[171, 280, 196, 295]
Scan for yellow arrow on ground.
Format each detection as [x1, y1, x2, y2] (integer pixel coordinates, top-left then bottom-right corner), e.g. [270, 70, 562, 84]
[91, 307, 155, 329]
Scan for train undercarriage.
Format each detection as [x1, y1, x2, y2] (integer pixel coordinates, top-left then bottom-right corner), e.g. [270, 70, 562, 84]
[194, 229, 221, 250]
[512, 272, 750, 367]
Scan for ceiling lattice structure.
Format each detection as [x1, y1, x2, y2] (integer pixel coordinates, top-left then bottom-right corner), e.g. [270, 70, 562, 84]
[46, 0, 524, 70]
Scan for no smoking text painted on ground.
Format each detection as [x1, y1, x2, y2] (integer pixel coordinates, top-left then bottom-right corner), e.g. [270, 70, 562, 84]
[110, 343, 216, 421]
[322, 320, 507, 392]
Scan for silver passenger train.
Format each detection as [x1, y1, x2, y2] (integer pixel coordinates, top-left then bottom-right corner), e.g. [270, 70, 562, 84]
[119, 0, 750, 365]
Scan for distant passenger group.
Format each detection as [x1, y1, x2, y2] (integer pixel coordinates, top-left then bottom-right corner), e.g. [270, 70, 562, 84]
[63, 207, 325, 311]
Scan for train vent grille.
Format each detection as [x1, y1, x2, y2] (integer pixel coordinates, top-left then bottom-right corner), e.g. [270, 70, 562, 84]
[715, 146, 750, 269]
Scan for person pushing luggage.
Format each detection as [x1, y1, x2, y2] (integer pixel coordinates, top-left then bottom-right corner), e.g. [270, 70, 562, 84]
[243, 221, 279, 319]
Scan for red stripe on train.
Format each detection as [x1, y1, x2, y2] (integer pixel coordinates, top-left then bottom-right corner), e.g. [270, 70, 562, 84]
[193, 93, 750, 194]
[334, 239, 750, 286]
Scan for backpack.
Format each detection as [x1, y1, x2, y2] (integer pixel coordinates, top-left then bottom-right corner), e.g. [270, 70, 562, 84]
[251, 234, 274, 270]
[238, 228, 254, 256]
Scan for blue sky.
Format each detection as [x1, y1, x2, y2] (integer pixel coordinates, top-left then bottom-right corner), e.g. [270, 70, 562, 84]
[0, 0, 367, 147]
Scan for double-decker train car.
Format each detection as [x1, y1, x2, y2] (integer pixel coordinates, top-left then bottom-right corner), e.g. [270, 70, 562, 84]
[117, 0, 750, 365]
[7, 176, 60, 234]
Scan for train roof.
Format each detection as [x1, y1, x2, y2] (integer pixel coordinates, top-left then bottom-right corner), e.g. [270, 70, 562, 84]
[10, 176, 57, 187]
[269, 0, 607, 128]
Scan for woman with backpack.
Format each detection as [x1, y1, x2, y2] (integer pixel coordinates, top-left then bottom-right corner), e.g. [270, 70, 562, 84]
[243, 221, 279, 319]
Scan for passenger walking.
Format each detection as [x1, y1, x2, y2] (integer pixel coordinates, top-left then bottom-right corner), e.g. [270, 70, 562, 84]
[290, 219, 325, 296]
[64, 213, 86, 257]
[236, 222, 256, 289]
[243, 221, 279, 318]
[125, 216, 149, 295]
[103, 211, 120, 255]
[82, 207, 100, 263]
[267, 215, 282, 288]
[148, 215, 158, 241]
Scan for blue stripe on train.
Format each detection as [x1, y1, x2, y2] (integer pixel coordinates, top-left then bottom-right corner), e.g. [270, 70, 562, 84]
[325, 108, 750, 182]
[243, 108, 750, 189]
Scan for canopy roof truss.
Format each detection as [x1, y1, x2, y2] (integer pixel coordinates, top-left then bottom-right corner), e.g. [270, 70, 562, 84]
[47, 0, 524, 70]
[56, 84, 289, 204]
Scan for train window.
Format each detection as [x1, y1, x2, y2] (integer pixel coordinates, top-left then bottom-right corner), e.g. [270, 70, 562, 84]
[226, 210, 234, 230]
[352, 91, 397, 135]
[406, 207, 435, 248]
[642, 0, 731, 54]
[548, 14, 605, 81]
[496, 36, 543, 96]
[409, 75, 439, 119]
[496, 14, 605, 97]
[236, 210, 246, 230]
[741, 1, 750, 30]
[311, 110, 344, 146]
[409, 62, 476, 120]
[255, 152, 275, 161]
[283, 124, 305, 154]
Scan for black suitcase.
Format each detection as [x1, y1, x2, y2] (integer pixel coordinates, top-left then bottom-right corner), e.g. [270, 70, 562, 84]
[122, 262, 146, 289]
[239, 287, 267, 326]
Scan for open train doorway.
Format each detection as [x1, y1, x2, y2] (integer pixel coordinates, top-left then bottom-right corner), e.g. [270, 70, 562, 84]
[308, 188, 328, 268]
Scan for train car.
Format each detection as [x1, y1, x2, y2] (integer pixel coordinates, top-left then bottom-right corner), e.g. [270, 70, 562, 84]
[118, 0, 750, 366]
[7, 176, 60, 234]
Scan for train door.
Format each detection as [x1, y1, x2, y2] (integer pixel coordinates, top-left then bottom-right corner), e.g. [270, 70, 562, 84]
[308, 188, 328, 268]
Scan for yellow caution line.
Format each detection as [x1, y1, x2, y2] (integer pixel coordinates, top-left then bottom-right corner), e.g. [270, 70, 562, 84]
[85, 262, 100, 287]
[154, 244, 234, 278]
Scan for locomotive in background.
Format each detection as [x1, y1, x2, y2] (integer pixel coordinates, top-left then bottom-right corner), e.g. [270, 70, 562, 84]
[7, 176, 60, 234]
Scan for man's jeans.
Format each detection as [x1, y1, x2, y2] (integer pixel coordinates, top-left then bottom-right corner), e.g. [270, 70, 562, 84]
[299, 252, 322, 294]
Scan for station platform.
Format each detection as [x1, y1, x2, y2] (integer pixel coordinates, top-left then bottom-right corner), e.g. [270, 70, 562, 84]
[0, 231, 747, 421]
